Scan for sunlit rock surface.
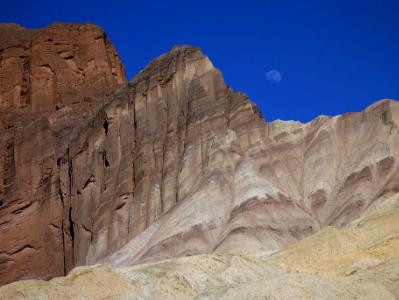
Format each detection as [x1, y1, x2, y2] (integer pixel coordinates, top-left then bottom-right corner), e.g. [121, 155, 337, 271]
[2, 191, 399, 299]
[1, 23, 399, 299]
[104, 97, 399, 267]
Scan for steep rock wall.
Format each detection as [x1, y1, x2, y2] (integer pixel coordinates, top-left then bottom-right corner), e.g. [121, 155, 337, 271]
[0, 23, 126, 285]
[2, 22, 399, 288]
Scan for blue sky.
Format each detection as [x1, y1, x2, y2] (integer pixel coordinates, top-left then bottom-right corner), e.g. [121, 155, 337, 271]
[2, 0, 399, 122]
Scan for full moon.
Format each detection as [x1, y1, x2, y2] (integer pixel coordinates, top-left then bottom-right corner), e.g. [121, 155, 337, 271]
[266, 70, 282, 83]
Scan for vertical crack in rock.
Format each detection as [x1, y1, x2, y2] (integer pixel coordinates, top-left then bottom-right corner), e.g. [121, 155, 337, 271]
[68, 207, 74, 245]
[0, 138, 15, 207]
[175, 88, 190, 204]
[57, 176, 67, 275]
[20, 54, 31, 108]
[103, 117, 109, 135]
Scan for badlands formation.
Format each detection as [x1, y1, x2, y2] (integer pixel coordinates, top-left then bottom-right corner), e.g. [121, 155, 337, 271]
[0, 23, 398, 299]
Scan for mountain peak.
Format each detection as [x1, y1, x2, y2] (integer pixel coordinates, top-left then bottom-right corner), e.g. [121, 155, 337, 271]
[132, 45, 214, 85]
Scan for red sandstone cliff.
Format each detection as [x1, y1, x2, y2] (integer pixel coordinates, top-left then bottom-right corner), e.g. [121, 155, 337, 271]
[0, 23, 126, 284]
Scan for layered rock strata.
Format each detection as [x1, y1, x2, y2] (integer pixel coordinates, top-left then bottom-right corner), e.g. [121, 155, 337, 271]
[105, 97, 399, 267]
[1, 192, 398, 300]
[2, 185, 399, 299]
[2, 22, 399, 292]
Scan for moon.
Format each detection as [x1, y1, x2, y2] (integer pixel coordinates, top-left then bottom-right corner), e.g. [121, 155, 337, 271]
[266, 70, 282, 83]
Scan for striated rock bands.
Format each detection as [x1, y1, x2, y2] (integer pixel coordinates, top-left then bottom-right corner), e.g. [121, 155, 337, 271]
[1, 22, 399, 300]
[105, 97, 399, 267]
[56, 45, 265, 268]
[2, 180, 399, 299]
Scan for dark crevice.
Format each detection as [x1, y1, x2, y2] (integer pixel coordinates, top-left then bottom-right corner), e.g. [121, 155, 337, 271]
[102, 150, 109, 191]
[20, 56, 31, 107]
[83, 175, 96, 189]
[103, 150, 110, 168]
[11, 202, 33, 214]
[176, 93, 191, 203]
[50, 223, 59, 229]
[82, 225, 93, 243]
[116, 202, 126, 210]
[1, 138, 15, 206]
[67, 149, 73, 192]
[103, 117, 109, 135]
[68, 207, 75, 241]
[128, 91, 137, 237]
[1, 245, 36, 256]
[57, 176, 66, 275]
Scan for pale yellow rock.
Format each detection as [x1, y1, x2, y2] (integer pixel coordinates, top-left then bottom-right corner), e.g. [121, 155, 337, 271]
[1, 254, 397, 299]
[0, 265, 142, 300]
[267, 192, 399, 277]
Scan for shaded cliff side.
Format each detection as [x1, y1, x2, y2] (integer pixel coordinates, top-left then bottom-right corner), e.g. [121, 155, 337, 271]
[0, 22, 126, 284]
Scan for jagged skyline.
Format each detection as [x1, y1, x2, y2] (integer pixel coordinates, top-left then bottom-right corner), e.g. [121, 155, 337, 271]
[2, 0, 398, 122]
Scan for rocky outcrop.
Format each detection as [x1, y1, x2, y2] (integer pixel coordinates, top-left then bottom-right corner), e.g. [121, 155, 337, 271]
[59, 45, 266, 271]
[58, 43, 399, 274]
[0, 23, 126, 285]
[2, 188, 399, 299]
[267, 192, 399, 278]
[2, 22, 399, 296]
[104, 95, 399, 267]
[0, 22, 125, 112]
[1, 251, 398, 299]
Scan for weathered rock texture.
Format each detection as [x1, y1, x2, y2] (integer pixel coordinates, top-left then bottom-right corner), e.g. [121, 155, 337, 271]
[0, 22, 125, 112]
[0, 257, 394, 300]
[2, 188, 399, 299]
[0, 23, 126, 285]
[2, 22, 399, 299]
[104, 94, 399, 267]
[267, 192, 399, 279]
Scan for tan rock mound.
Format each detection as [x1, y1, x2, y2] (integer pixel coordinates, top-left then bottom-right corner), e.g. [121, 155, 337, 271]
[268, 192, 399, 278]
[1, 254, 397, 299]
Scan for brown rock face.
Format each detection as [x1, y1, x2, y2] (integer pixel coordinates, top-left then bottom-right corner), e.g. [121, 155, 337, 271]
[0, 22, 125, 112]
[2, 22, 399, 291]
[0, 23, 126, 285]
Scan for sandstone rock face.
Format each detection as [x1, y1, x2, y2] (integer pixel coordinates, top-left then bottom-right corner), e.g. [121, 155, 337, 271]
[0, 23, 126, 285]
[61, 42, 399, 274]
[2, 22, 399, 298]
[0, 22, 125, 112]
[104, 95, 399, 267]
[61, 45, 267, 270]
[1, 189, 398, 299]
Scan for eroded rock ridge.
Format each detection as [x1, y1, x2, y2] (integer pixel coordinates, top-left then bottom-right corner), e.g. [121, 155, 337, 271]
[1, 23, 399, 295]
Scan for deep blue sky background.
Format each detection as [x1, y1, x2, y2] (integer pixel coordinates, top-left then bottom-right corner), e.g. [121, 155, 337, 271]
[2, 0, 399, 122]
